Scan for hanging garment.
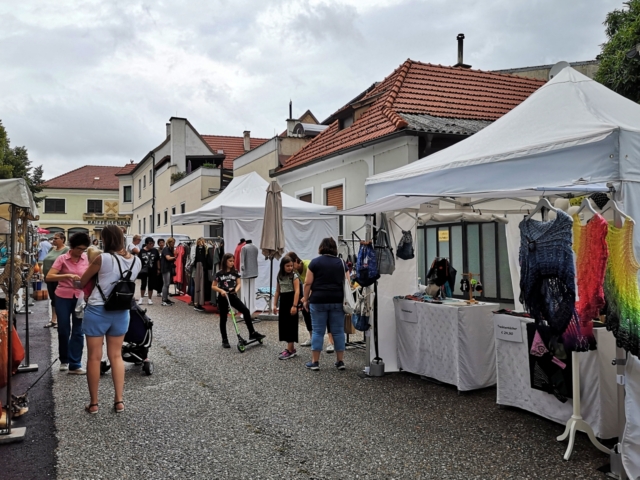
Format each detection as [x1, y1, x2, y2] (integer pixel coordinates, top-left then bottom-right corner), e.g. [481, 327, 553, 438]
[527, 322, 572, 403]
[604, 219, 640, 357]
[193, 245, 207, 306]
[240, 242, 259, 279]
[563, 213, 608, 351]
[173, 244, 185, 285]
[519, 210, 576, 336]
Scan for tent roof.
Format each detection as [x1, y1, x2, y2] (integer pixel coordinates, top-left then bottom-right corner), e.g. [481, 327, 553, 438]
[0, 178, 39, 220]
[172, 172, 336, 225]
[365, 67, 640, 201]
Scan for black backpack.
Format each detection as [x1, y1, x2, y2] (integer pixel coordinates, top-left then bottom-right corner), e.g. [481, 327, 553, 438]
[97, 254, 139, 311]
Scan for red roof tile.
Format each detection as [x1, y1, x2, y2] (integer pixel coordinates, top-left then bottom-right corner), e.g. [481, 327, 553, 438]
[115, 162, 138, 176]
[43, 165, 123, 190]
[278, 60, 546, 173]
[201, 135, 269, 169]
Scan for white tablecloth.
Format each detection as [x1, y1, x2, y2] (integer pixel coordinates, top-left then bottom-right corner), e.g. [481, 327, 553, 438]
[395, 299, 498, 391]
[494, 313, 617, 439]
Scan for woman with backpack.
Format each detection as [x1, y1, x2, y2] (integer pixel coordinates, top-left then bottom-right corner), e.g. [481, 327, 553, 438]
[80, 225, 141, 414]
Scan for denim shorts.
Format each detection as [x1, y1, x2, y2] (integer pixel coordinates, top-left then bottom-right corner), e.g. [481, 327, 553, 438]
[83, 304, 130, 337]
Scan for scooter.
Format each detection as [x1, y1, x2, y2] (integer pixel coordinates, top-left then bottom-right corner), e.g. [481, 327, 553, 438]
[224, 294, 263, 353]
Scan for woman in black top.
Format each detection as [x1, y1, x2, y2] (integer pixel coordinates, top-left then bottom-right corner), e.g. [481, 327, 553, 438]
[138, 237, 159, 305]
[193, 237, 208, 312]
[302, 237, 349, 371]
[212, 253, 265, 349]
[161, 237, 176, 306]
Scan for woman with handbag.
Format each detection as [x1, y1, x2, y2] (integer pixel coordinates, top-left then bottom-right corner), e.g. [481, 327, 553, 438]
[302, 237, 349, 371]
[80, 225, 141, 414]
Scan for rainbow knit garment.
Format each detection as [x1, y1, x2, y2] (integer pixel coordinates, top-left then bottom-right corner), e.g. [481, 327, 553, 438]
[519, 210, 576, 336]
[604, 219, 640, 357]
[562, 214, 608, 351]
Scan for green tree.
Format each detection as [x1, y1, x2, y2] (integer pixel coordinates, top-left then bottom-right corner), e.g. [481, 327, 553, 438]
[595, 0, 640, 103]
[0, 120, 44, 203]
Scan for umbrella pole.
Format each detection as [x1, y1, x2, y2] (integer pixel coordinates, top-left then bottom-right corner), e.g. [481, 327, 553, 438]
[269, 258, 273, 314]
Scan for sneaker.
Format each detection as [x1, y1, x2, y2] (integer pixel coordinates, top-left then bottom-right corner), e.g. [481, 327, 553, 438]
[335, 361, 346, 370]
[147, 299, 153, 305]
[299, 338, 312, 347]
[68, 368, 86, 375]
[137, 298, 143, 305]
[305, 361, 320, 371]
[326, 343, 335, 353]
[194, 305, 205, 312]
[168, 299, 176, 305]
[222, 340, 230, 349]
[249, 331, 266, 341]
[279, 349, 297, 360]
[59, 363, 69, 371]
[162, 301, 173, 306]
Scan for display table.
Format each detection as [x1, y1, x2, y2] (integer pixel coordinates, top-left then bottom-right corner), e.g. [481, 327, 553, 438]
[494, 313, 617, 439]
[394, 298, 498, 391]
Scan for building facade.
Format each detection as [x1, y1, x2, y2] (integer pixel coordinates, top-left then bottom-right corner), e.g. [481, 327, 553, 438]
[118, 117, 268, 239]
[40, 165, 129, 240]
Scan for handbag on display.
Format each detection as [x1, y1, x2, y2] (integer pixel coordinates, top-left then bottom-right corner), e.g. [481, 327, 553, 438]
[375, 213, 395, 275]
[344, 313, 356, 335]
[343, 275, 356, 314]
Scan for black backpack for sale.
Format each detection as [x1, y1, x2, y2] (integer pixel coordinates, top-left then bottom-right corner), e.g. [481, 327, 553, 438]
[97, 254, 138, 311]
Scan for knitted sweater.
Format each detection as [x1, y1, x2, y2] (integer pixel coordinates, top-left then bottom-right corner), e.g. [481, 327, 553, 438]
[519, 210, 576, 336]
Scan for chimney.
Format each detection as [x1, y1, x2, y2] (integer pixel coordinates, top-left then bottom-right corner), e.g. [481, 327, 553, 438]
[243, 131, 251, 152]
[166, 122, 171, 137]
[454, 33, 471, 69]
[286, 100, 296, 137]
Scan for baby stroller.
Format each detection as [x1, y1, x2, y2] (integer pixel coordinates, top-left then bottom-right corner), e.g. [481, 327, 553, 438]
[100, 300, 154, 376]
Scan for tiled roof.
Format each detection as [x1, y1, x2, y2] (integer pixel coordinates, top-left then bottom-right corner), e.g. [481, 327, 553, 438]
[115, 162, 138, 176]
[278, 60, 546, 173]
[202, 135, 269, 169]
[43, 165, 122, 190]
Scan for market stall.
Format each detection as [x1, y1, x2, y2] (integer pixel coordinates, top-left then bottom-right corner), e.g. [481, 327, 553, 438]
[171, 172, 338, 309]
[0, 178, 39, 444]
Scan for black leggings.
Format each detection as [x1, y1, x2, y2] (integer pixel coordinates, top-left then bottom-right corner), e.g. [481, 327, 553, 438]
[218, 293, 255, 341]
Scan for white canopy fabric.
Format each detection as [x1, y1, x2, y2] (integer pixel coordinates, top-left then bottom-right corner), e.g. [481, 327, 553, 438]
[172, 172, 336, 224]
[0, 178, 39, 220]
[365, 68, 640, 201]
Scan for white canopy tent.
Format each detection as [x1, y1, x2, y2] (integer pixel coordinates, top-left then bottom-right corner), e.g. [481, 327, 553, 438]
[350, 67, 640, 476]
[171, 172, 338, 308]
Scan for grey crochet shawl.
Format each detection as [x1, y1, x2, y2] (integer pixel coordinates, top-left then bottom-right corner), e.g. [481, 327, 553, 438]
[519, 209, 576, 336]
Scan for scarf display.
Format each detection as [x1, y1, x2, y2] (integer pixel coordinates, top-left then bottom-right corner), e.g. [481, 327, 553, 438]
[604, 219, 640, 357]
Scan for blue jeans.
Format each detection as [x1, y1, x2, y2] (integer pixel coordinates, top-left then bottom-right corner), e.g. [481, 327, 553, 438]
[55, 296, 85, 370]
[309, 303, 345, 353]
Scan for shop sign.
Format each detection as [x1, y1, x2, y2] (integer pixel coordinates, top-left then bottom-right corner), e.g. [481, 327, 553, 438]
[494, 316, 523, 342]
[398, 301, 418, 323]
[438, 230, 449, 242]
[87, 220, 131, 226]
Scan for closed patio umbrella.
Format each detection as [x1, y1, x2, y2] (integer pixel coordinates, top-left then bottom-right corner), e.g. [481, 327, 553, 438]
[260, 181, 285, 313]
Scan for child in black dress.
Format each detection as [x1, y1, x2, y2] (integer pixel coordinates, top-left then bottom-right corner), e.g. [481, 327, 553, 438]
[212, 253, 265, 349]
[273, 256, 300, 359]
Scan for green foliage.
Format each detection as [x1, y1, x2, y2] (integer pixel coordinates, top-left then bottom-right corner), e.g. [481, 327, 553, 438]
[595, 0, 640, 103]
[201, 163, 216, 169]
[170, 171, 187, 184]
[0, 120, 44, 203]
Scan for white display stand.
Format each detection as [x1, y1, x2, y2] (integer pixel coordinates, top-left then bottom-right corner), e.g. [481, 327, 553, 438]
[494, 313, 617, 440]
[394, 298, 498, 391]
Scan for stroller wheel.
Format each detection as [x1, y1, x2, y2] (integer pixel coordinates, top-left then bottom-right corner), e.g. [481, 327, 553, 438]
[142, 361, 154, 376]
[100, 361, 111, 376]
[237, 344, 245, 353]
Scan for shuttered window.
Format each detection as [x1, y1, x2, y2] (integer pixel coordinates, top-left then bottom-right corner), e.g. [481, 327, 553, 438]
[299, 194, 312, 203]
[325, 185, 344, 235]
[325, 185, 343, 210]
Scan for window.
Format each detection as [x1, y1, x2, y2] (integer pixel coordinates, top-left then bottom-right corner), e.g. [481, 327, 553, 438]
[180, 203, 186, 214]
[143, 175, 146, 189]
[87, 199, 102, 214]
[44, 198, 65, 214]
[138, 179, 142, 197]
[157, 213, 161, 226]
[123, 186, 132, 203]
[299, 194, 312, 203]
[143, 217, 146, 234]
[138, 219, 141, 233]
[171, 206, 176, 215]
[149, 169, 153, 184]
[325, 184, 344, 236]
[164, 209, 168, 225]
[417, 222, 513, 303]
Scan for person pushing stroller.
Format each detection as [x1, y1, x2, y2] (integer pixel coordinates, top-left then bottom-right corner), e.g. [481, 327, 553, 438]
[212, 253, 265, 349]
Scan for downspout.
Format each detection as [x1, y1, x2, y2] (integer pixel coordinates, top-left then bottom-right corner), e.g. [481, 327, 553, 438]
[150, 151, 155, 233]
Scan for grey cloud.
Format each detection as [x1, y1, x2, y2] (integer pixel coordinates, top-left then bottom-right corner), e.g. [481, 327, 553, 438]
[289, 1, 363, 43]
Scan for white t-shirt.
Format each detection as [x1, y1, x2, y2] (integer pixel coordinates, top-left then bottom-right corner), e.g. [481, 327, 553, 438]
[126, 242, 140, 254]
[88, 253, 142, 306]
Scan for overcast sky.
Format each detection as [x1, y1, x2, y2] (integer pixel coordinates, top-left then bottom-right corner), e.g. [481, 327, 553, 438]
[0, 0, 623, 179]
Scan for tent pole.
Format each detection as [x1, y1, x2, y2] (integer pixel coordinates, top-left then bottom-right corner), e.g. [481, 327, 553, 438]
[18, 221, 38, 373]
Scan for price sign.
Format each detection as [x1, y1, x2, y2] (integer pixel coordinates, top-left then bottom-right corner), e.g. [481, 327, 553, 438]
[494, 316, 523, 342]
[438, 230, 449, 242]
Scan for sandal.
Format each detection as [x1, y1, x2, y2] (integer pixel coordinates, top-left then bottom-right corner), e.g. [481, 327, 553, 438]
[85, 403, 99, 414]
[44, 322, 57, 328]
[113, 401, 125, 413]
